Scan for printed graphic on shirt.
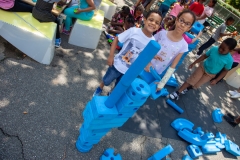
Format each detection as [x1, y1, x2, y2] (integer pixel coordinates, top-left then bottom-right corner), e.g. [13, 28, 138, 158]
[115, 39, 145, 68]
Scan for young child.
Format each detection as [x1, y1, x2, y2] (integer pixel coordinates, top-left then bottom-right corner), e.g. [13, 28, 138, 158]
[196, 17, 235, 58]
[144, 9, 196, 91]
[169, 38, 237, 100]
[108, 6, 130, 30]
[211, 46, 240, 83]
[197, 0, 217, 24]
[159, 0, 177, 17]
[62, 0, 95, 35]
[189, 0, 205, 17]
[106, 14, 135, 35]
[169, 0, 186, 18]
[93, 10, 162, 96]
[130, 4, 144, 28]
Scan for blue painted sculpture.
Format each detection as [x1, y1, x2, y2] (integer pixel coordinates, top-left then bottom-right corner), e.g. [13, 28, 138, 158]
[148, 145, 174, 160]
[76, 40, 161, 152]
[166, 99, 184, 114]
[186, 145, 203, 159]
[100, 148, 122, 160]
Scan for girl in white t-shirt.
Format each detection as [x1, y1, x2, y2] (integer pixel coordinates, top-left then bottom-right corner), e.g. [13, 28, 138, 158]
[145, 9, 196, 91]
[197, 0, 217, 24]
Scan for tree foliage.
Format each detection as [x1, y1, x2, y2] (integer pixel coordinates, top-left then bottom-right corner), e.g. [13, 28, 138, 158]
[225, 0, 240, 10]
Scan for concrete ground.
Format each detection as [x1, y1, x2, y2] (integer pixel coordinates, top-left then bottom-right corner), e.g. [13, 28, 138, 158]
[0, 0, 240, 159]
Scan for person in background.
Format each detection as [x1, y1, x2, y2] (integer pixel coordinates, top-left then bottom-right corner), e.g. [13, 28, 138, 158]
[62, 0, 95, 35]
[106, 14, 135, 35]
[189, 0, 205, 17]
[197, 0, 217, 24]
[0, 0, 33, 12]
[169, 38, 237, 100]
[130, 4, 144, 28]
[195, 17, 235, 58]
[159, 0, 177, 17]
[32, 0, 62, 47]
[211, 46, 240, 83]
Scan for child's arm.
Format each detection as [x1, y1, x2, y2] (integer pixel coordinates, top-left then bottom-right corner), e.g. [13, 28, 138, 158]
[156, 53, 183, 91]
[220, 32, 233, 38]
[210, 69, 228, 85]
[189, 54, 208, 69]
[107, 37, 118, 66]
[107, 26, 124, 34]
[191, 31, 202, 44]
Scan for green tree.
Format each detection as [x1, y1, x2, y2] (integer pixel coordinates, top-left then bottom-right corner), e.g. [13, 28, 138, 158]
[225, 0, 240, 10]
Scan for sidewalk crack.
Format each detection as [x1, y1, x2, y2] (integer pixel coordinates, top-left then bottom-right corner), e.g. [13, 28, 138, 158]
[140, 136, 147, 160]
[0, 128, 25, 160]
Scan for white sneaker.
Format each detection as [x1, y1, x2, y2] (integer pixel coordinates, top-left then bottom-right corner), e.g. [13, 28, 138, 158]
[229, 90, 238, 96]
[230, 92, 240, 98]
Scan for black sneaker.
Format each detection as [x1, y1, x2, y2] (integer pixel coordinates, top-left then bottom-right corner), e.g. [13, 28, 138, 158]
[223, 115, 237, 127]
[226, 112, 236, 120]
[169, 91, 180, 100]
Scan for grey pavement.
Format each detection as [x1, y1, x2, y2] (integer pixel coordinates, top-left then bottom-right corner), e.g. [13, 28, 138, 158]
[1, 2, 240, 160]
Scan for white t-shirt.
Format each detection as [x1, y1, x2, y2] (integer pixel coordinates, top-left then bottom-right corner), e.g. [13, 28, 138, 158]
[114, 27, 155, 74]
[198, 6, 214, 24]
[151, 30, 188, 74]
[69, 0, 78, 7]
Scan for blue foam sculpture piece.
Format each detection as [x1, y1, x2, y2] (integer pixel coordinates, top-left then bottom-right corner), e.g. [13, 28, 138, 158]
[166, 99, 184, 114]
[171, 118, 194, 132]
[147, 145, 174, 160]
[76, 139, 93, 152]
[100, 148, 122, 160]
[149, 81, 169, 100]
[118, 93, 146, 107]
[215, 142, 225, 149]
[118, 41, 123, 48]
[126, 78, 151, 101]
[139, 70, 156, 84]
[201, 143, 221, 154]
[225, 140, 240, 156]
[116, 101, 140, 113]
[192, 127, 204, 136]
[105, 40, 161, 108]
[190, 21, 204, 34]
[150, 67, 161, 81]
[90, 96, 119, 119]
[201, 132, 215, 141]
[166, 76, 178, 87]
[212, 108, 223, 123]
[187, 145, 203, 159]
[215, 132, 227, 144]
[178, 129, 207, 146]
[182, 155, 193, 160]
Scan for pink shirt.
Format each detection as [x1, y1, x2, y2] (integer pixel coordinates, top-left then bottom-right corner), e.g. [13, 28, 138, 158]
[232, 51, 240, 63]
[170, 3, 184, 17]
[0, 0, 14, 9]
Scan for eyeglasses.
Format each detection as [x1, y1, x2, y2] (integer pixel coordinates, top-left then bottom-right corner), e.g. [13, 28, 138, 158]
[178, 18, 192, 27]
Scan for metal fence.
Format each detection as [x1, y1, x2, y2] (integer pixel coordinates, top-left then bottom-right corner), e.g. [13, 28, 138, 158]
[212, 3, 240, 32]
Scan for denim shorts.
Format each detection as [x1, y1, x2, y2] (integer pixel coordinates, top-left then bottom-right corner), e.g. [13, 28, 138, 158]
[103, 65, 123, 86]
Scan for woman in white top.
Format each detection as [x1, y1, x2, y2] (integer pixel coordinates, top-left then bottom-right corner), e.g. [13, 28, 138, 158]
[196, 0, 217, 24]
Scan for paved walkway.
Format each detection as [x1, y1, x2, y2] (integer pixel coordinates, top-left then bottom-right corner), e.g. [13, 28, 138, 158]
[0, 1, 240, 159]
